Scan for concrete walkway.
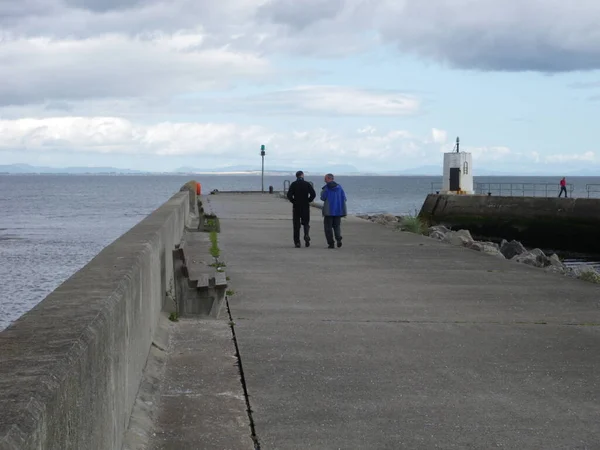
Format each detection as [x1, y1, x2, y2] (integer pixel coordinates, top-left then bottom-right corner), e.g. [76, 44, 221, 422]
[210, 193, 600, 449]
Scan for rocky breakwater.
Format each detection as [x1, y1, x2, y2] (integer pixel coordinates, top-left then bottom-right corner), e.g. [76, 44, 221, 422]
[428, 225, 600, 283]
[357, 214, 403, 228]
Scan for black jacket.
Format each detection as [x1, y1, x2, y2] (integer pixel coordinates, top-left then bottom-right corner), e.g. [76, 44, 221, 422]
[287, 178, 316, 206]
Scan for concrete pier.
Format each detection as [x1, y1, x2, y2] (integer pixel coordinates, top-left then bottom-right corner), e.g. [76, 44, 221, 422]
[3, 191, 600, 449]
[211, 193, 600, 449]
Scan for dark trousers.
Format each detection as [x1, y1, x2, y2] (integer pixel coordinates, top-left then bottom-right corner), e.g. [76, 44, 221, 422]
[293, 204, 311, 243]
[559, 186, 568, 197]
[323, 216, 342, 245]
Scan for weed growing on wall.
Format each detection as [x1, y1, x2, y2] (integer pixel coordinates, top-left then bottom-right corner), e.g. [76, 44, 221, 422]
[210, 231, 220, 258]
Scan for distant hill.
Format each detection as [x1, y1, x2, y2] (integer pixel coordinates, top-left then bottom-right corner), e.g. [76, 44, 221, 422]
[0, 164, 144, 174]
[383, 166, 442, 176]
[174, 164, 361, 175]
[1, 163, 597, 177]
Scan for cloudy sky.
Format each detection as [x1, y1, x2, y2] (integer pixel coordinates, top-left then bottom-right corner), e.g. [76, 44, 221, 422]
[1, 0, 600, 174]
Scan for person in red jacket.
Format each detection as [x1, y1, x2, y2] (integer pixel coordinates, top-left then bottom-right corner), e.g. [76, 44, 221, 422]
[559, 177, 568, 198]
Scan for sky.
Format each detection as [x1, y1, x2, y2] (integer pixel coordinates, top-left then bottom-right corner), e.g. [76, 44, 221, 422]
[1, 0, 600, 175]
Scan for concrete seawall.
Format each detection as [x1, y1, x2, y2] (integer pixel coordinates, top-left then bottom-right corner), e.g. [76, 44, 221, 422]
[419, 194, 600, 253]
[0, 190, 191, 449]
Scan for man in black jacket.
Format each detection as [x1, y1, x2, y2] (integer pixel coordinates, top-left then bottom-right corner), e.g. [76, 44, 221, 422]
[287, 171, 316, 248]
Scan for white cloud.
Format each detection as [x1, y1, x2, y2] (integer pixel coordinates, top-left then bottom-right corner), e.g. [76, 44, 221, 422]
[207, 86, 421, 116]
[0, 32, 271, 105]
[295, 86, 420, 116]
[544, 151, 595, 163]
[0, 117, 264, 156]
[256, 0, 600, 72]
[431, 128, 447, 144]
[0, 117, 440, 166]
[0, 85, 421, 119]
[467, 146, 512, 161]
[5, 0, 600, 72]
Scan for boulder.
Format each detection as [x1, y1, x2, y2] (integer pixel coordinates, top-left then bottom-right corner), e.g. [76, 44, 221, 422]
[512, 252, 540, 267]
[373, 214, 398, 225]
[428, 225, 450, 235]
[479, 242, 504, 258]
[500, 240, 527, 259]
[512, 249, 552, 268]
[467, 241, 484, 251]
[531, 248, 553, 267]
[456, 229, 473, 240]
[545, 265, 568, 275]
[467, 241, 505, 258]
[482, 241, 500, 250]
[443, 229, 474, 247]
[429, 230, 446, 241]
[549, 253, 563, 267]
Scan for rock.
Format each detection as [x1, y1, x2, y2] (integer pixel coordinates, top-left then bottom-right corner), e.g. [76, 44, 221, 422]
[481, 243, 504, 258]
[467, 241, 505, 258]
[455, 229, 473, 240]
[428, 225, 450, 235]
[467, 241, 483, 251]
[549, 253, 563, 267]
[443, 229, 474, 247]
[429, 230, 446, 241]
[500, 240, 526, 259]
[531, 248, 552, 267]
[512, 249, 552, 268]
[372, 214, 398, 225]
[482, 241, 500, 250]
[545, 265, 568, 275]
[512, 252, 540, 267]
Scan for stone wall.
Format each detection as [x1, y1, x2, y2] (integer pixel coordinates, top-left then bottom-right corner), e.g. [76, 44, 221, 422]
[0, 191, 190, 450]
[419, 194, 600, 253]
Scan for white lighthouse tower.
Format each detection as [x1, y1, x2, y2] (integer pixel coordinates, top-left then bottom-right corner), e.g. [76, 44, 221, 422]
[441, 137, 473, 194]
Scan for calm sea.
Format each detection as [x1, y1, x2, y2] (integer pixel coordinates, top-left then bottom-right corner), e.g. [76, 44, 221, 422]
[1, 174, 599, 330]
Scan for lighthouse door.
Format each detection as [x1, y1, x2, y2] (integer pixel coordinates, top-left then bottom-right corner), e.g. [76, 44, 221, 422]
[449, 168, 460, 191]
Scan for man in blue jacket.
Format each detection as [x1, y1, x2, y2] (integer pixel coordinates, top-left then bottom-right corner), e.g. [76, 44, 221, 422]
[320, 173, 347, 249]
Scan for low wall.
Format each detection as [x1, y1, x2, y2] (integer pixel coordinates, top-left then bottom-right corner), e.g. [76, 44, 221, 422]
[0, 190, 190, 449]
[419, 194, 600, 253]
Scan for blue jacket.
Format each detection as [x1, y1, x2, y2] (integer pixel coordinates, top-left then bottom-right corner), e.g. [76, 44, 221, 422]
[320, 181, 347, 217]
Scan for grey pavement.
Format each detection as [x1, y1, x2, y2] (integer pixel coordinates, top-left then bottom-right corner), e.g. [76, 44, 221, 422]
[210, 193, 600, 449]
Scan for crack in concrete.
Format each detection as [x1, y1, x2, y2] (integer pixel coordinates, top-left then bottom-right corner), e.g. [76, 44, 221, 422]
[320, 319, 600, 327]
[226, 296, 261, 450]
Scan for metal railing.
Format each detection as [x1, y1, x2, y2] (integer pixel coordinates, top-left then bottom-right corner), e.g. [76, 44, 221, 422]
[475, 183, 574, 197]
[284, 179, 315, 195]
[586, 184, 600, 198]
[430, 182, 443, 194]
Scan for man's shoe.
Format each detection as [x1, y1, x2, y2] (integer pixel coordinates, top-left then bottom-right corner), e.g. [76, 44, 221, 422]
[295, 242, 301, 248]
[304, 235, 310, 247]
[337, 241, 342, 248]
[328, 244, 335, 249]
